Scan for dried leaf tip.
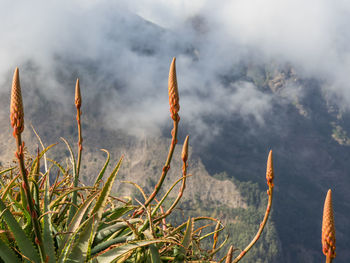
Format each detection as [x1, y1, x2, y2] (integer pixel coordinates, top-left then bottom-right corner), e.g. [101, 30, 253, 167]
[225, 245, 234, 263]
[266, 150, 274, 188]
[75, 78, 81, 109]
[168, 57, 180, 121]
[322, 189, 336, 258]
[182, 135, 189, 162]
[10, 67, 24, 135]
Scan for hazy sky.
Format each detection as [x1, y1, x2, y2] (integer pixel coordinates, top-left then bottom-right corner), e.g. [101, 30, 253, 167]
[1, 0, 350, 136]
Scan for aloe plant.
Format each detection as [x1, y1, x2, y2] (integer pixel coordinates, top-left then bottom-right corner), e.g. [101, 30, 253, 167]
[0, 58, 275, 263]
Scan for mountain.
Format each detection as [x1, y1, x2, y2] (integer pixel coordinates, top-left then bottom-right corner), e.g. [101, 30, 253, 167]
[1, 12, 350, 262]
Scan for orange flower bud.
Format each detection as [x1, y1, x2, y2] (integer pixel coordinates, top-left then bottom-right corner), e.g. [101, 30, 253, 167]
[75, 78, 82, 109]
[168, 57, 180, 121]
[181, 135, 189, 163]
[225, 245, 234, 263]
[10, 68, 24, 135]
[266, 150, 274, 188]
[322, 189, 336, 258]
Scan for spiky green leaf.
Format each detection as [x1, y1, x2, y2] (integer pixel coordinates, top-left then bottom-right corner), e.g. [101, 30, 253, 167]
[94, 219, 142, 245]
[93, 239, 179, 263]
[42, 171, 57, 263]
[0, 238, 21, 263]
[149, 244, 161, 263]
[94, 149, 110, 187]
[99, 205, 135, 230]
[0, 198, 41, 262]
[61, 138, 79, 227]
[91, 156, 123, 220]
[182, 217, 193, 249]
[65, 216, 95, 263]
[30, 143, 57, 173]
[58, 192, 99, 255]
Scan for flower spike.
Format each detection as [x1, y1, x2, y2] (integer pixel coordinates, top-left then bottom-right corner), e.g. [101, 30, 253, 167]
[322, 189, 336, 260]
[10, 67, 24, 136]
[266, 150, 274, 188]
[168, 57, 180, 121]
[75, 78, 82, 109]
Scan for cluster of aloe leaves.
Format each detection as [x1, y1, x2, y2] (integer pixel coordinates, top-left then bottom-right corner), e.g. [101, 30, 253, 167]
[0, 58, 274, 263]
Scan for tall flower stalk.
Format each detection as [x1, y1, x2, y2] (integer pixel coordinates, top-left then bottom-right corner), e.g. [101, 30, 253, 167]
[143, 57, 180, 208]
[67, 78, 83, 225]
[75, 78, 83, 177]
[231, 150, 274, 263]
[10, 68, 47, 261]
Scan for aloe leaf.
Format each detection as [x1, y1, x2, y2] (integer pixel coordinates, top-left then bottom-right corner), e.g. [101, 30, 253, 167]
[50, 219, 62, 249]
[58, 214, 92, 263]
[115, 251, 134, 263]
[0, 167, 15, 177]
[53, 202, 69, 228]
[31, 124, 53, 173]
[0, 168, 16, 197]
[182, 217, 193, 249]
[42, 170, 57, 263]
[173, 217, 192, 262]
[58, 192, 98, 255]
[91, 156, 123, 220]
[93, 239, 179, 263]
[0, 167, 15, 193]
[61, 137, 79, 226]
[29, 143, 57, 173]
[105, 205, 134, 220]
[87, 153, 126, 261]
[168, 216, 218, 237]
[94, 219, 142, 245]
[31, 180, 40, 216]
[0, 238, 20, 263]
[0, 198, 40, 262]
[91, 235, 131, 256]
[93, 149, 110, 187]
[47, 158, 67, 176]
[49, 186, 93, 209]
[60, 137, 77, 173]
[149, 244, 161, 263]
[2, 186, 22, 214]
[19, 185, 32, 226]
[81, 156, 124, 259]
[98, 205, 135, 230]
[65, 216, 95, 263]
[1, 173, 19, 200]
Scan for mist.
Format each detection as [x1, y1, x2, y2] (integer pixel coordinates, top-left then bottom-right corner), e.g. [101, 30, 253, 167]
[1, 0, 350, 137]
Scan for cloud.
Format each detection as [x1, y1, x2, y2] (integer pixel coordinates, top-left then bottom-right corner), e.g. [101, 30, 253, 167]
[1, 0, 350, 137]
